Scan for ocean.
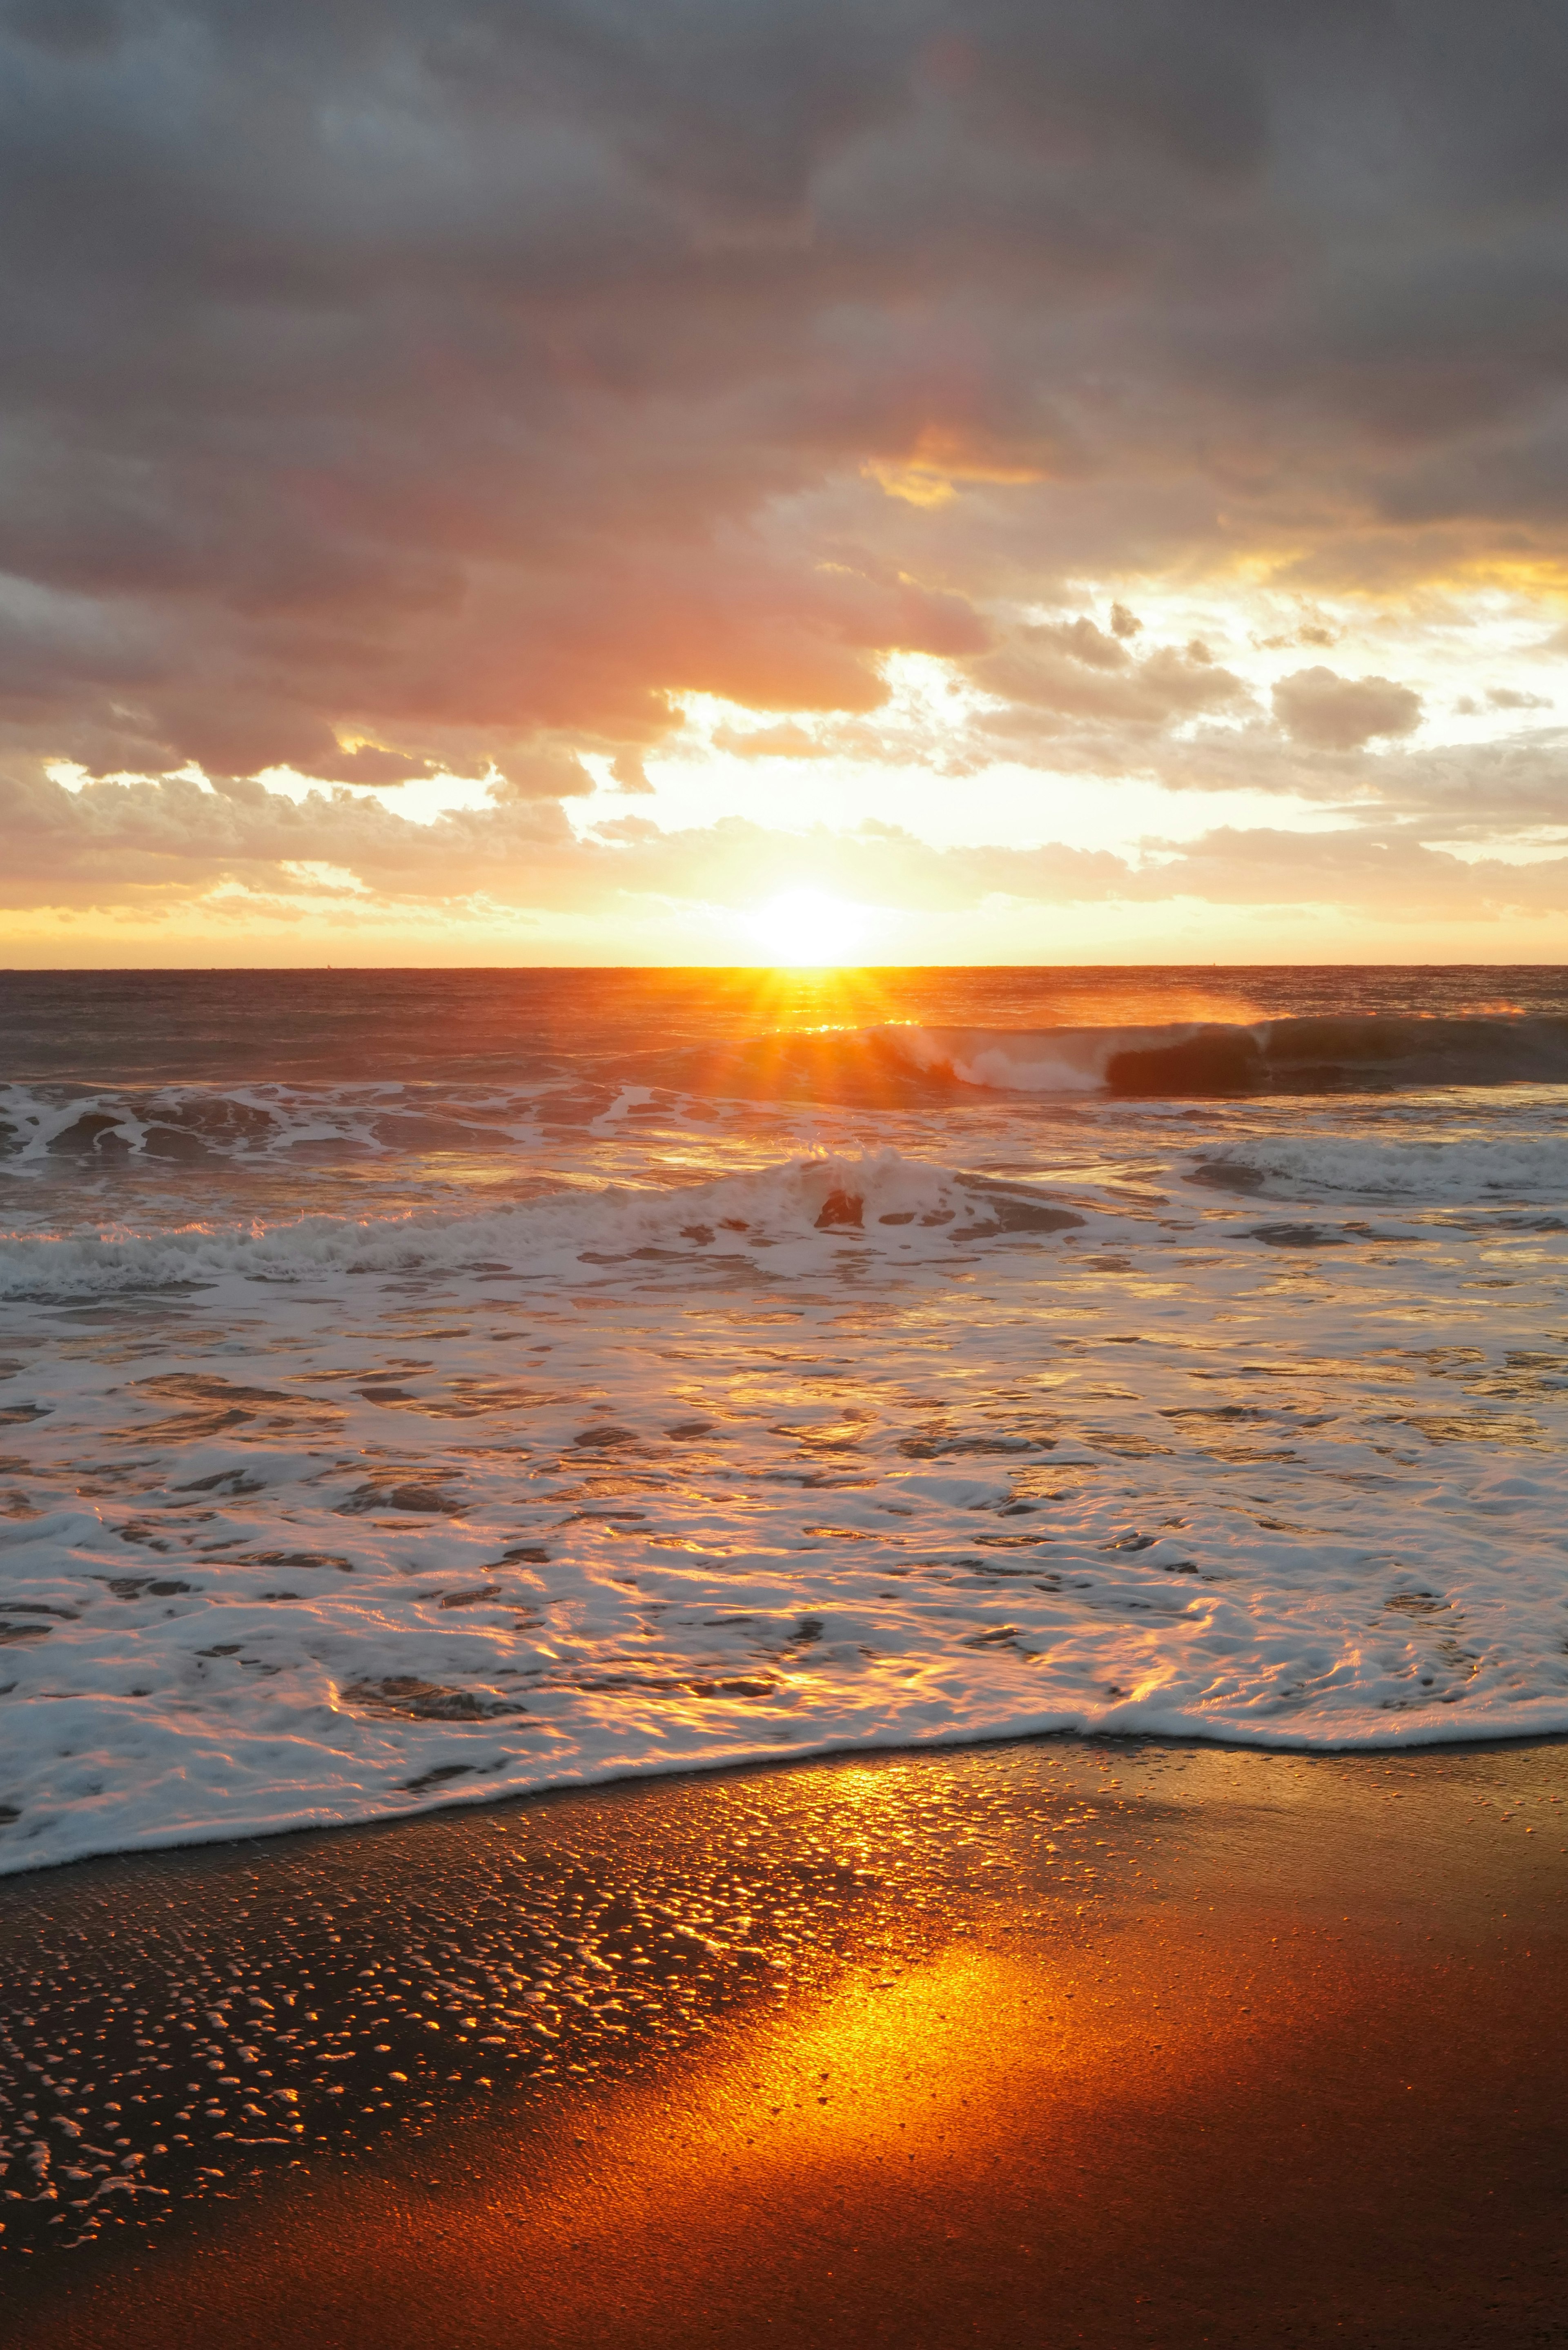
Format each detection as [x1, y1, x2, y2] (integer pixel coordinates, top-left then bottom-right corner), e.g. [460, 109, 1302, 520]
[3, 963, 1567, 1878]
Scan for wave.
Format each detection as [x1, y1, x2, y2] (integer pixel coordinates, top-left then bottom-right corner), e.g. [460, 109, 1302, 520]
[1183, 1135, 1568, 1207]
[873, 1012, 1568, 1099]
[0, 1150, 1089, 1299]
[0, 1077, 570, 1170]
[7, 1015, 1568, 1164]
[650, 1012, 1568, 1105]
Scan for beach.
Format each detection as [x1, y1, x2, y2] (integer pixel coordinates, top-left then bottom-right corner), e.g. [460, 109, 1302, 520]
[4, 968, 1568, 2338]
[9, 0, 1568, 2325]
[8, 1732, 1566, 2348]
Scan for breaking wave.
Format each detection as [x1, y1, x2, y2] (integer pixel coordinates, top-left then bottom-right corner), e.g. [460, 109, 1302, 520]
[878, 1012, 1568, 1098]
[0, 1151, 1088, 1300]
[5, 1016, 1568, 1169]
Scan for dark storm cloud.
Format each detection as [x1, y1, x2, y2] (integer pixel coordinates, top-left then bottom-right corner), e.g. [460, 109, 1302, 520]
[2, 0, 1568, 821]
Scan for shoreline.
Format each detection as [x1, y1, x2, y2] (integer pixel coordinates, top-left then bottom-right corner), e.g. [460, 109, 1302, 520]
[7, 1713, 1567, 1889]
[6, 1732, 1567, 2346]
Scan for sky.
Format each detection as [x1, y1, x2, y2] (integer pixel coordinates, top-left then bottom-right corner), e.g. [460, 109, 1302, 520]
[4, 0, 1568, 966]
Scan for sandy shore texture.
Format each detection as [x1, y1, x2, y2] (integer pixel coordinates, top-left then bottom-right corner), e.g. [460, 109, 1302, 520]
[6, 1735, 1567, 2349]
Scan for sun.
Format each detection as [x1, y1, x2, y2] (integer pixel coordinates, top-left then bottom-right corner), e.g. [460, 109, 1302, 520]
[743, 888, 874, 967]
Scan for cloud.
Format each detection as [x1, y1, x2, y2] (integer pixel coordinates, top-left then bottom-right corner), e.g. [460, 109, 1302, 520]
[1124, 825, 1568, 921]
[2, 0, 1568, 946]
[609, 751, 654, 793]
[1452, 687, 1553, 716]
[12, 761, 1568, 947]
[486, 748, 596, 803]
[972, 621, 1252, 730]
[711, 720, 830, 758]
[1272, 667, 1423, 752]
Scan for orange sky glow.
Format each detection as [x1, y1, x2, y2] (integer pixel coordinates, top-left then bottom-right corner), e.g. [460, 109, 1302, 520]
[4, 6, 1568, 966]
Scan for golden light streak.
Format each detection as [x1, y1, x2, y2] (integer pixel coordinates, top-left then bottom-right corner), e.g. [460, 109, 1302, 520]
[864, 426, 1049, 507]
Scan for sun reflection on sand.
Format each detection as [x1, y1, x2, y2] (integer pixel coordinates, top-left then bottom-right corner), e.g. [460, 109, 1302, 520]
[14, 1742, 1568, 2350]
[216, 1886, 1347, 2350]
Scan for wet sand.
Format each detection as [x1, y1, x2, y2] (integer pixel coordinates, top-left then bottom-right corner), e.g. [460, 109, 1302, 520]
[7, 1735, 1568, 2349]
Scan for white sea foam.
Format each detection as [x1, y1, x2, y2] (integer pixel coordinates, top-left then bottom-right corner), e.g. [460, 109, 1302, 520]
[1187, 1135, 1568, 1206]
[2, 1115, 1568, 1875]
[0, 1151, 1073, 1299]
[0, 1077, 561, 1175]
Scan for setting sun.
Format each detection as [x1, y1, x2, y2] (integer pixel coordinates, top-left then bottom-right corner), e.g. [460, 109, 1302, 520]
[7, 8, 1568, 2343]
[743, 889, 875, 967]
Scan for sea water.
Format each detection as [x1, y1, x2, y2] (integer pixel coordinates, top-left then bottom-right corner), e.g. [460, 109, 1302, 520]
[2, 965, 1566, 1876]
